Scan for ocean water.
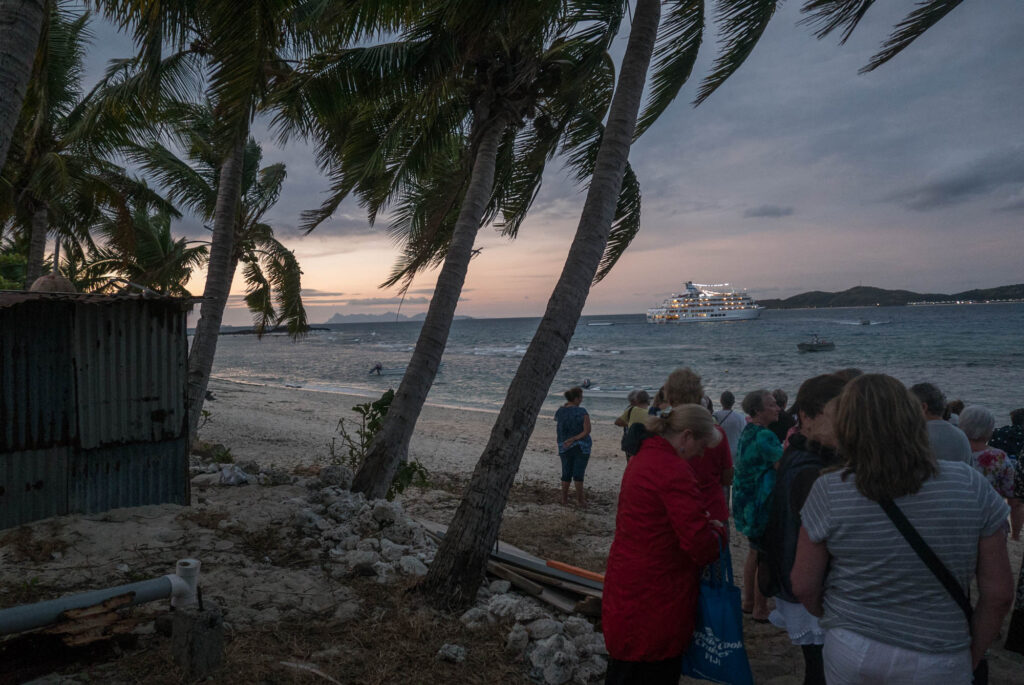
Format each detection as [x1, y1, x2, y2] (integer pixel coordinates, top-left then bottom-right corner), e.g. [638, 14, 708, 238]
[209, 304, 1024, 422]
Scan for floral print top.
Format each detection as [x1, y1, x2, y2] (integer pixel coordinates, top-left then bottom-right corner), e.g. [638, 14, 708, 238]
[732, 423, 783, 539]
[972, 448, 1015, 498]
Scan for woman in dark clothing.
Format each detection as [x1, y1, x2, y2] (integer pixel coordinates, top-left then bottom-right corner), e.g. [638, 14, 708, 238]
[760, 374, 849, 685]
[603, 405, 725, 685]
[554, 386, 592, 507]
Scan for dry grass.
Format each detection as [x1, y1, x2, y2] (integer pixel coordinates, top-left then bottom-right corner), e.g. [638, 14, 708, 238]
[0, 523, 69, 562]
[500, 507, 611, 574]
[56, 578, 530, 685]
[176, 508, 230, 530]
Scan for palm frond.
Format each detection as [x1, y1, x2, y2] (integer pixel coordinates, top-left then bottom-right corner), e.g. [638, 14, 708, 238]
[695, 0, 781, 105]
[635, 0, 704, 136]
[594, 161, 640, 283]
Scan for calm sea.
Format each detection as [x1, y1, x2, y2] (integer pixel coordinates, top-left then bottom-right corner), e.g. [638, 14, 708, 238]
[209, 304, 1024, 422]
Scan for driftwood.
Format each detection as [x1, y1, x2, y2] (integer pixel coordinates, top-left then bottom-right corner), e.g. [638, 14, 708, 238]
[43, 592, 139, 647]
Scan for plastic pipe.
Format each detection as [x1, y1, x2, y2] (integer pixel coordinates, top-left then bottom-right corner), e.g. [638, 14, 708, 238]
[0, 558, 200, 636]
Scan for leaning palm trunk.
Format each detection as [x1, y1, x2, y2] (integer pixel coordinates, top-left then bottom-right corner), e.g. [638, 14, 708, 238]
[186, 140, 246, 439]
[24, 203, 47, 287]
[421, 0, 661, 609]
[351, 114, 507, 500]
[0, 0, 45, 171]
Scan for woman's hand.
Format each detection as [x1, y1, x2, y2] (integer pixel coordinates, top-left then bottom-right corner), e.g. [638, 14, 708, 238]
[562, 439, 574, 449]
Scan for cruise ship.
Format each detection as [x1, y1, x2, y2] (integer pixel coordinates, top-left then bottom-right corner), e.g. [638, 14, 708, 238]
[646, 282, 763, 323]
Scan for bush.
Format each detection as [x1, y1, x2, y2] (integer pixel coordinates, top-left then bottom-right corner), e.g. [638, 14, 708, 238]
[329, 389, 428, 500]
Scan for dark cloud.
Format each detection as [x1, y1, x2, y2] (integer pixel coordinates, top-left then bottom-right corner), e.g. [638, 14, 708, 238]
[743, 205, 795, 218]
[301, 289, 346, 297]
[884, 149, 1024, 211]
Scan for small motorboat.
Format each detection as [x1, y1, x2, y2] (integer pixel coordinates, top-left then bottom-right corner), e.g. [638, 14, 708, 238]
[859, 319, 871, 325]
[797, 335, 835, 352]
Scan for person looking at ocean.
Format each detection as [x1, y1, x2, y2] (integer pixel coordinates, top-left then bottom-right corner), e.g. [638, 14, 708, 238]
[602, 404, 726, 684]
[713, 391, 746, 456]
[910, 382, 973, 465]
[792, 374, 1013, 684]
[734, 389, 783, 622]
[616, 390, 650, 459]
[555, 386, 591, 508]
[990, 408, 1024, 459]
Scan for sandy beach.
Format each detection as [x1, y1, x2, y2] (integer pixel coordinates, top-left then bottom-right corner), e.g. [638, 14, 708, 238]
[199, 377, 1024, 683]
[2, 376, 1022, 683]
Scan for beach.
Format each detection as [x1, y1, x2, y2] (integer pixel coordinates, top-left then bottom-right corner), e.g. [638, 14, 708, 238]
[199, 377, 1024, 683]
[2, 376, 1022, 683]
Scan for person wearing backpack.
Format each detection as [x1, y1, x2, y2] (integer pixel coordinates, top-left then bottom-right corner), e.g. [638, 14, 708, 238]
[616, 390, 650, 459]
[759, 374, 848, 685]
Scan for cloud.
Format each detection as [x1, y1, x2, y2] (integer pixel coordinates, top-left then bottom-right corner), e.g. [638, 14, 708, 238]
[343, 296, 432, 306]
[742, 205, 795, 218]
[884, 148, 1024, 211]
[301, 289, 346, 297]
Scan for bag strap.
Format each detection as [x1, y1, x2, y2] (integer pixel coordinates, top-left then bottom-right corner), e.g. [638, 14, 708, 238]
[878, 498, 973, 623]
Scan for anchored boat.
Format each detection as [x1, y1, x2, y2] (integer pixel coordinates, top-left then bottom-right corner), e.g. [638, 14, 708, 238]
[646, 282, 763, 323]
[797, 335, 835, 352]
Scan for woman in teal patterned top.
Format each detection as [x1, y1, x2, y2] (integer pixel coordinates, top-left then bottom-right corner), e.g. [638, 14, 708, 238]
[733, 389, 783, 621]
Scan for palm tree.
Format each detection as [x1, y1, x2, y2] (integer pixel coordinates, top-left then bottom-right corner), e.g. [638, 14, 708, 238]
[126, 103, 306, 334]
[88, 199, 207, 296]
[282, 0, 640, 500]
[421, 0, 789, 608]
[95, 0, 416, 439]
[0, 0, 46, 171]
[0, 4, 171, 288]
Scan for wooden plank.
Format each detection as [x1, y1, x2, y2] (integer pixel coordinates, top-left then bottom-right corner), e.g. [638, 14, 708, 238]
[487, 561, 544, 596]
[492, 549, 604, 591]
[486, 561, 578, 614]
[508, 566, 603, 599]
[546, 560, 605, 583]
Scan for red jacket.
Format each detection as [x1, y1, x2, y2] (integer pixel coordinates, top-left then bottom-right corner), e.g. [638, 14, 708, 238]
[602, 435, 723, 661]
[688, 425, 732, 523]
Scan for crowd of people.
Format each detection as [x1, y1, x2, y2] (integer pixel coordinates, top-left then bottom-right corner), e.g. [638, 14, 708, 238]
[554, 371, 1024, 684]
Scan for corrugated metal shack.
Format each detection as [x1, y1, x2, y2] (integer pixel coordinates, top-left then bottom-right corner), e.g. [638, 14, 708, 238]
[0, 292, 192, 529]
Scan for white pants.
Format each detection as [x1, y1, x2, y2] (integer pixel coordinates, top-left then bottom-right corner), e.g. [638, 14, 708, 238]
[823, 628, 972, 685]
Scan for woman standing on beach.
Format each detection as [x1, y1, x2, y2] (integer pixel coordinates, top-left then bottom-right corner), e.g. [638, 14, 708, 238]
[555, 386, 592, 507]
[761, 374, 848, 685]
[603, 405, 725, 684]
[733, 389, 783, 622]
[792, 374, 1013, 683]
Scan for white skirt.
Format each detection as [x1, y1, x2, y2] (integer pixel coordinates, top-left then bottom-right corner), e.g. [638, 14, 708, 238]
[769, 598, 826, 645]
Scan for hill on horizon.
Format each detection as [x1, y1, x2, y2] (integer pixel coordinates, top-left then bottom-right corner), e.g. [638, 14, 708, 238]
[759, 284, 1024, 309]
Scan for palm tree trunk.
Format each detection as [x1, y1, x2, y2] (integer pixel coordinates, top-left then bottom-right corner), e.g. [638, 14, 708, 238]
[0, 0, 46, 171]
[52, 235, 60, 274]
[421, 0, 662, 610]
[185, 139, 246, 439]
[24, 203, 47, 287]
[351, 114, 506, 500]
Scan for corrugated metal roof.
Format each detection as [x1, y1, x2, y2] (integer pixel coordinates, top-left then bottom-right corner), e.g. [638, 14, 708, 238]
[0, 290, 196, 310]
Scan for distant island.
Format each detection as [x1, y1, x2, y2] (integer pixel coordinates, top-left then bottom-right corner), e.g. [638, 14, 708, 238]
[759, 284, 1024, 309]
[323, 311, 474, 324]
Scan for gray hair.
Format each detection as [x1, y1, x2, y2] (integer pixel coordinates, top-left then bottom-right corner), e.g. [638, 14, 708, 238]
[959, 405, 995, 442]
[910, 382, 946, 416]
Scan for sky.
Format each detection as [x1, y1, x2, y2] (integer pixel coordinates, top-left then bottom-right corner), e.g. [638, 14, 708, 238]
[80, 1, 1024, 325]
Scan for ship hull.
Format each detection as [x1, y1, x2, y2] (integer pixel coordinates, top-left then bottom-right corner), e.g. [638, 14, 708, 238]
[646, 307, 763, 323]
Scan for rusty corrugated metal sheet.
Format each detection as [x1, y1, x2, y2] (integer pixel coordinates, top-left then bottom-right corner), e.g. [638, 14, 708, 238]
[69, 439, 188, 514]
[73, 301, 187, 449]
[0, 300, 77, 452]
[0, 294, 191, 529]
[0, 447, 68, 529]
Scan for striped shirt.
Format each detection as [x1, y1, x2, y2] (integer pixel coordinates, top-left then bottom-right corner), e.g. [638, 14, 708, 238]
[801, 460, 1008, 653]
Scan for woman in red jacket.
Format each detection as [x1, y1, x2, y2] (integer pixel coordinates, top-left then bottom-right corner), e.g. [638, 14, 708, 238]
[603, 404, 726, 684]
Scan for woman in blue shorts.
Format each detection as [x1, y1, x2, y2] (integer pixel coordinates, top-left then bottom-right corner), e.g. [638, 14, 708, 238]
[555, 386, 592, 507]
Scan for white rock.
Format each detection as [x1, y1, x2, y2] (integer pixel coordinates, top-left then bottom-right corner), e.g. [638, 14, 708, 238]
[514, 600, 549, 623]
[436, 643, 466, 663]
[487, 593, 521, 618]
[505, 623, 530, 654]
[573, 655, 608, 684]
[398, 555, 428, 576]
[526, 618, 563, 640]
[333, 600, 360, 624]
[459, 607, 493, 630]
[356, 538, 381, 552]
[380, 538, 409, 562]
[488, 579, 512, 594]
[563, 617, 594, 638]
[372, 561, 394, 583]
[345, 549, 380, 575]
[543, 650, 578, 685]
[317, 465, 353, 488]
[572, 632, 608, 657]
[371, 501, 400, 525]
